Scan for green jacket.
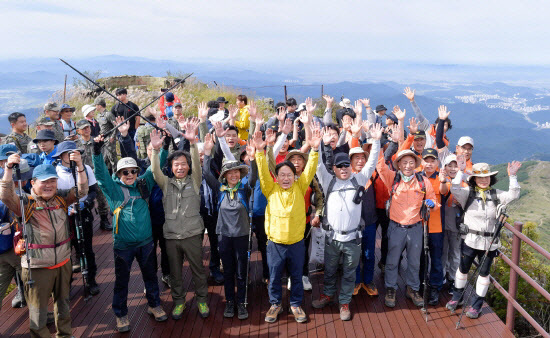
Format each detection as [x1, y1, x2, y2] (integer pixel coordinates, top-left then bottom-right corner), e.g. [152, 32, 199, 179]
[92, 151, 167, 250]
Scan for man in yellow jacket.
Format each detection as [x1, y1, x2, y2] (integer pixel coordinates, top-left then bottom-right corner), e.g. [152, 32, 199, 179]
[234, 95, 250, 140]
[254, 128, 321, 324]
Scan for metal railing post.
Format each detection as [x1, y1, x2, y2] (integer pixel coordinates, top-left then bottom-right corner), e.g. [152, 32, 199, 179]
[506, 221, 523, 331]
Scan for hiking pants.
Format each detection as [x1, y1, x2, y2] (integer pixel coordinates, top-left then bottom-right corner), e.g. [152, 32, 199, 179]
[376, 208, 390, 265]
[252, 215, 269, 280]
[201, 212, 221, 272]
[419, 232, 444, 290]
[385, 221, 422, 291]
[442, 229, 461, 282]
[355, 222, 377, 285]
[218, 235, 248, 303]
[96, 187, 110, 219]
[152, 221, 170, 277]
[72, 208, 97, 281]
[165, 235, 208, 305]
[23, 262, 72, 338]
[0, 249, 20, 307]
[324, 238, 361, 305]
[267, 240, 305, 307]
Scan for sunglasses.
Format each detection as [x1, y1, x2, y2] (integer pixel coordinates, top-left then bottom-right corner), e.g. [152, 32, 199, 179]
[473, 169, 490, 174]
[121, 169, 139, 176]
[335, 163, 350, 169]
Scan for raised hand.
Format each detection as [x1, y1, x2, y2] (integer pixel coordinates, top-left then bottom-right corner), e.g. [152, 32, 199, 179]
[228, 104, 238, 119]
[403, 87, 415, 101]
[457, 154, 467, 171]
[281, 118, 292, 135]
[150, 129, 166, 150]
[353, 100, 362, 116]
[388, 124, 400, 142]
[253, 130, 266, 151]
[322, 126, 333, 145]
[305, 97, 317, 114]
[439, 167, 447, 182]
[255, 109, 264, 124]
[248, 100, 257, 120]
[203, 133, 214, 155]
[408, 117, 418, 134]
[394, 106, 406, 121]
[309, 126, 322, 150]
[156, 115, 167, 129]
[359, 98, 370, 108]
[351, 118, 362, 137]
[265, 128, 276, 145]
[197, 102, 208, 122]
[184, 117, 200, 143]
[362, 121, 372, 133]
[370, 123, 383, 140]
[245, 140, 256, 159]
[276, 106, 286, 123]
[213, 121, 227, 138]
[322, 95, 334, 108]
[310, 120, 321, 134]
[298, 110, 311, 126]
[115, 116, 130, 137]
[507, 161, 522, 176]
[438, 105, 450, 120]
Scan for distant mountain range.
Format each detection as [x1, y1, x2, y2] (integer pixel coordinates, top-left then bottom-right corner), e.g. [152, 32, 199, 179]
[0, 55, 549, 164]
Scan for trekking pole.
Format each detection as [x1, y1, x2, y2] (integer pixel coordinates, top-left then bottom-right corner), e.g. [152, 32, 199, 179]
[420, 202, 431, 322]
[70, 157, 91, 301]
[59, 59, 192, 137]
[244, 189, 255, 306]
[14, 163, 34, 288]
[455, 205, 508, 329]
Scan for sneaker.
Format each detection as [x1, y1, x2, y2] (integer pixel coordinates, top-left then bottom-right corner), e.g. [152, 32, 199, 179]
[147, 306, 168, 322]
[339, 304, 351, 321]
[224, 301, 235, 318]
[198, 302, 210, 318]
[290, 306, 307, 323]
[116, 315, 130, 332]
[406, 286, 424, 307]
[210, 268, 224, 284]
[312, 294, 332, 309]
[364, 282, 379, 296]
[265, 304, 283, 323]
[353, 283, 363, 296]
[237, 303, 248, 320]
[161, 275, 172, 289]
[446, 300, 459, 312]
[87, 282, 100, 296]
[385, 288, 396, 308]
[11, 287, 26, 308]
[428, 287, 439, 306]
[302, 276, 312, 291]
[172, 303, 185, 320]
[465, 307, 481, 319]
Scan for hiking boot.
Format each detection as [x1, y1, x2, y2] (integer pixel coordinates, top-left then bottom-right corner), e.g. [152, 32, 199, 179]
[116, 315, 130, 332]
[465, 307, 481, 319]
[446, 300, 459, 312]
[353, 283, 363, 296]
[428, 287, 439, 306]
[290, 306, 307, 323]
[161, 275, 172, 289]
[100, 216, 113, 231]
[364, 282, 379, 296]
[265, 304, 283, 323]
[448, 284, 456, 295]
[172, 303, 185, 320]
[87, 281, 100, 296]
[237, 303, 248, 320]
[46, 312, 55, 325]
[302, 275, 312, 291]
[406, 286, 424, 307]
[385, 288, 396, 308]
[11, 287, 26, 308]
[312, 294, 332, 309]
[198, 302, 210, 318]
[147, 306, 168, 322]
[210, 267, 224, 284]
[224, 301, 235, 318]
[339, 304, 351, 321]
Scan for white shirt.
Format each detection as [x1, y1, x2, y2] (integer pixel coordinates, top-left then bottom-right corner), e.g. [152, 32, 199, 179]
[56, 164, 96, 203]
[209, 110, 226, 123]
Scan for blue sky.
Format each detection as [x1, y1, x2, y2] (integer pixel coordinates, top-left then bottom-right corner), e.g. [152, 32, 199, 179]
[1, 0, 549, 65]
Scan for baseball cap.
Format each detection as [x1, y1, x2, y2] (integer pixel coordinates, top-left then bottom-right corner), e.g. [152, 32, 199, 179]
[422, 148, 438, 159]
[36, 116, 55, 126]
[174, 102, 182, 108]
[296, 103, 307, 113]
[44, 102, 60, 112]
[412, 130, 426, 139]
[444, 154, 457, 166]
[333, 153, 351, 167]
[457, 136, 474, 147]
[32, 164, 58, 181]
[76, 119, 91, 129]
[0, 144, 18, 160]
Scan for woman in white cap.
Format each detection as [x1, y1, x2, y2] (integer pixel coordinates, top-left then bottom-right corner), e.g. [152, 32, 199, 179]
[446, 160, 521, 319]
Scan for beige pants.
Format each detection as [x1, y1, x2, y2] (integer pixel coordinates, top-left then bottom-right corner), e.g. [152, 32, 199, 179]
[22, 262, 72, 338]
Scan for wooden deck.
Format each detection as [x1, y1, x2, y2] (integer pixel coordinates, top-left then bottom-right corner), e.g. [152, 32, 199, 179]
[0, 215, 513, 337]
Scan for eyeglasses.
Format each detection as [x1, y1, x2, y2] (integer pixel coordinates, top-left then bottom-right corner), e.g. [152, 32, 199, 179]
[335, 163, 350, 169]
[473, 169, 490, 174]
[121, 169, 139, 176]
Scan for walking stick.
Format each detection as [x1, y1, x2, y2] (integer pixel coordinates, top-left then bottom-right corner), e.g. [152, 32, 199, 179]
[70, 158, 91, 301]
[455, 205, 508, 329]
[244, 188, 255, 306]
[59, 59, 192, 138]
[14, 163, 34, 288]
[420, 202, 431, 322]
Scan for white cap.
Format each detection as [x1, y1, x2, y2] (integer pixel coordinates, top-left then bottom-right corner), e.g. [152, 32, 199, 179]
[339, 98, 352, 109]
[349, 147, 367, 158]
[457, 136, 474, 147]
[116, 157, 139, 173]
[82, 104, 96, 117]
[444, 154, 457, 166]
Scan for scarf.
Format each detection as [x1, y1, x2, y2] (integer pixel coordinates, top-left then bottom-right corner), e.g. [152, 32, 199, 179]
[220, 181, 241, 200]
[475, 186, 490, 204]
[400, 172, 415, 183]
[86, 117, 97, 127]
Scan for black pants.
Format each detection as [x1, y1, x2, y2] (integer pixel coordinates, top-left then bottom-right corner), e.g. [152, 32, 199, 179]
[152, 221, 170, 276]
[376, 208, 390, 265]
[201, 212, 221, 270]
[252, 215, 269, 279]
[72, 208, 97, 281]
[218, 235, 248, 303]
[303, 222, 312, 276]
[459, 241, 498, 277]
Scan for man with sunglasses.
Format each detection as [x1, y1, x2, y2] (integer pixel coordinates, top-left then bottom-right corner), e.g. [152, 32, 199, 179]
[312, 123, 382, 321]
[92, 131, 168, 333]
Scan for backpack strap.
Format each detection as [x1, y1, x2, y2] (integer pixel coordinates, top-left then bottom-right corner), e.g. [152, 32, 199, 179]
[113, 186, 140, 234]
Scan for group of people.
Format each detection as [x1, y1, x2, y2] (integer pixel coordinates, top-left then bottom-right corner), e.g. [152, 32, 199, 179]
[0, 86, 521, 337]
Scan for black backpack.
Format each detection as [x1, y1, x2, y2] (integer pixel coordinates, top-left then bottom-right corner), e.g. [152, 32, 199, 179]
[385, 172, 426, 218]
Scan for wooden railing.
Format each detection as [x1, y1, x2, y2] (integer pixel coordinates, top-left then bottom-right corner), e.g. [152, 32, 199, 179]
[491, 221, 550, 338]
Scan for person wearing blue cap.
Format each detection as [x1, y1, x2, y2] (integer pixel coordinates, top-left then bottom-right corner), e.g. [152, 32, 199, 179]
[33, 130, 59, 165]
[0, 151, 88, 338]
[52, 141, 100, 296]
